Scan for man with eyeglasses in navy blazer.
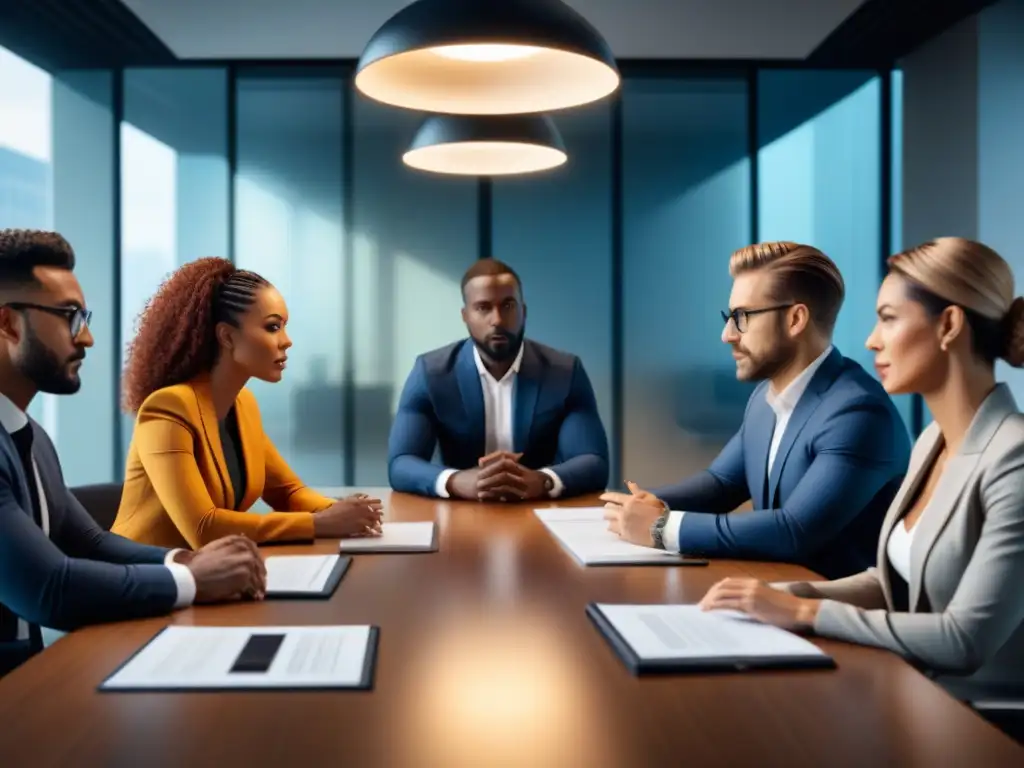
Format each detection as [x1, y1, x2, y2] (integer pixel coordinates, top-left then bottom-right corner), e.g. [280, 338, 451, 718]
[0, 230, 266, 677]
[603, 242, 911, 579]
[388, 258, 609, 502]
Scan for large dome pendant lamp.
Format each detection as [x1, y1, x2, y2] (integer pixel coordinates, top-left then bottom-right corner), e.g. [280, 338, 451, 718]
[402, 114, 567, 176]
[355, 0, 620, 115]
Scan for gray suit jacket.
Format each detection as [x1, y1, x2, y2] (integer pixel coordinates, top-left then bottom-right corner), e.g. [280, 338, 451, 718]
[784, 383, 1024, 700]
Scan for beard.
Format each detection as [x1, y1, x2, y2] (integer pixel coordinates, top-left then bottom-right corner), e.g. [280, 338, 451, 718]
[474, 324, 526, 363]
[732, 336, 797, 382]
[14, 323, 85, 395]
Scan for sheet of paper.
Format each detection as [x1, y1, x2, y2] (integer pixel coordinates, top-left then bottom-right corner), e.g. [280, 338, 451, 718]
[337, 521, 436, 552]
[595, 604, 829, 661]
[534, 507, 609, 523]
[534, 508, 684, 565]
[264, 554, 339, 594]
[101, 625, 374, 690]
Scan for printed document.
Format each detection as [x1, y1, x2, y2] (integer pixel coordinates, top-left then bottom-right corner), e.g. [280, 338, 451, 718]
[535, 508, 688, 565]
[338, 521, 437, 552]
[101, 625, 374, 690]
[264, 554, 340, 594]
[594, 604, 829, 662]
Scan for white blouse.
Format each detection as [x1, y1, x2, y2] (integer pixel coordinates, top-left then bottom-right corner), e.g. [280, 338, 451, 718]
[887, 519, 917, 583]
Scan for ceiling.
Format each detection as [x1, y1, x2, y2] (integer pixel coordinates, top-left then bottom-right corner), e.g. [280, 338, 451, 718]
[0, 0, 1000, 71]
[119, 0, 867, 60]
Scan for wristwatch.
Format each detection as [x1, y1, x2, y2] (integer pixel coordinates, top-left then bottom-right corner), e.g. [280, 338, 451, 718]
[649, 504, 670, 550]
[543, 474, 554, 495]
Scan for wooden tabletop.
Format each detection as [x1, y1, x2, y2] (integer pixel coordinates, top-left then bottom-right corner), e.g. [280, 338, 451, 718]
[0, 491, 1020, 767]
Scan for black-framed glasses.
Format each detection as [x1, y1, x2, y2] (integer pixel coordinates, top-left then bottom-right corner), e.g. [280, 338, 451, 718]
[720, 304, 793, 333]
[4, 302, 92, 338]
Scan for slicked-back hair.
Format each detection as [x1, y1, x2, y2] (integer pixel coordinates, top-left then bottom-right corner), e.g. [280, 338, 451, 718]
[729, 241, 845, 334]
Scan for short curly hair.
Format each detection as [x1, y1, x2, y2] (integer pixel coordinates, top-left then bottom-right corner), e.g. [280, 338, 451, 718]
[122, 257, 269, 412]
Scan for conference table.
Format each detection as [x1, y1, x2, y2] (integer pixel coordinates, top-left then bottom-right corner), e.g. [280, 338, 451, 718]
[0, 490, 1021, 767]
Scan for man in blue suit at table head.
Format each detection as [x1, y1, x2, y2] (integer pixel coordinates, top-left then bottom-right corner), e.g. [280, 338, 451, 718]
[387, 258, 609, 501]
[602, 242, 911, 579]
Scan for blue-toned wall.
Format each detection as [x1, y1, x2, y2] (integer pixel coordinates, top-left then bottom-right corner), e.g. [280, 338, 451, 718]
[979, 0, 1024, 401]
[758, 71, 882, 380]
[899, 0, 1024, 425]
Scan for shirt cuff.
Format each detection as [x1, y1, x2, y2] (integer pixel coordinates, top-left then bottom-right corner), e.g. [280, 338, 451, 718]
[539, 468, 564, 498]
[165, 560, 197, 609]
[435, 469, 457, 499]
[662, 510, 685, 553]
[164, 549, 185, 566]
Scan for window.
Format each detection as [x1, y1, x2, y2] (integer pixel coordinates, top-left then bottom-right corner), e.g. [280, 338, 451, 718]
[622, 77, 752, 486]
[235, 70, 346, 486]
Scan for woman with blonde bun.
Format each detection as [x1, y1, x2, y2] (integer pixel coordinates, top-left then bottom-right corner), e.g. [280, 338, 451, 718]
[700, 238, 1024, 733]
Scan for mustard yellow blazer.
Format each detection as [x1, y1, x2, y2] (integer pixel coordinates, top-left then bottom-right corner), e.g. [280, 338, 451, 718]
[112, 376, 334, 549]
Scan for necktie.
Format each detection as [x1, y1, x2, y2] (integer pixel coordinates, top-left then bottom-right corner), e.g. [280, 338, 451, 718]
[10, 426, 41, 528]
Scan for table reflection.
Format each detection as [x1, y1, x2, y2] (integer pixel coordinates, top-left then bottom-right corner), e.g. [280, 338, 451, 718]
[395, 608, 622, 767]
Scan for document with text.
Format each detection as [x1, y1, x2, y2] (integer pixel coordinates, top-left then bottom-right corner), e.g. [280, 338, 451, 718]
[264, 554, 350, 598]
[100, 625, 378, 691]
[588, 603, 834, 673]
[534, 508, 706, 566]
[338, 521, 438, 553]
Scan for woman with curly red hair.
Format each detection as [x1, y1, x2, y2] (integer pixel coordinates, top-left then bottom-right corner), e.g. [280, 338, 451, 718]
[111, 257, 382, 549]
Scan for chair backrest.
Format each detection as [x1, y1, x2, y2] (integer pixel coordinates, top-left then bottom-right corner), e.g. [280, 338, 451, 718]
[70, 483, 124, 531]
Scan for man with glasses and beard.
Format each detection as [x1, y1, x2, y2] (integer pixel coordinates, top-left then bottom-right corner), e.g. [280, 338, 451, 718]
[0, 229, 266, 677]
[602, 242, 911, 579]
[388, 258, 608, 501]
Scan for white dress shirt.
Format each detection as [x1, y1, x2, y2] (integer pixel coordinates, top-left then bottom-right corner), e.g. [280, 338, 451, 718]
[0, 393, 195, 643]
[435, 344, 564, 498]
[663, 346, 834, 553]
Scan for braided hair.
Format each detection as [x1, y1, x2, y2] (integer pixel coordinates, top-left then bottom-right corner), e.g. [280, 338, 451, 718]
[122, 258, 269, 412]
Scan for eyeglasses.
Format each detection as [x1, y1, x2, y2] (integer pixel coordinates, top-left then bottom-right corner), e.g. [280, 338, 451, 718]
[4, 302, 92, 338]
[720, 304, 793, 333]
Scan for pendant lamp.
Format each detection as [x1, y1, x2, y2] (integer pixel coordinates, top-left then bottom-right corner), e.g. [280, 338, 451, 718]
[402, 115, 567, 176]
[356, 0, 619, 115]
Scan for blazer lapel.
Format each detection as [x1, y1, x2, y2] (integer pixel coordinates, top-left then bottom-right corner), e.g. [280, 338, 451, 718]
[766, 349, 841, 506]
[190, 377, 233, 509]
[907, 453, 975, 610]
[907, 384, 1016, 610]
[745, 393, 776, 509]
[455, 342, 486, 458]
[513, 342, 541, 454]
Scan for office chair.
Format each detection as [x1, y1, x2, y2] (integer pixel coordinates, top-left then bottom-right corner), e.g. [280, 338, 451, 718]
[70, 483, 124, 531]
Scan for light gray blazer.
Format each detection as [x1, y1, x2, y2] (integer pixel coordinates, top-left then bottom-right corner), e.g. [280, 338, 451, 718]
[784, 383, 1024, 700]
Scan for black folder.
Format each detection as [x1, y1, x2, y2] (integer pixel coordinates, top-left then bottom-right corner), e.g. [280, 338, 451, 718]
[586, 602, 836, 676]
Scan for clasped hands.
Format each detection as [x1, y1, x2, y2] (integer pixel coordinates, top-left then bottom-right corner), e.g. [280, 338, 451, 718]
[448, 450, 551, 502]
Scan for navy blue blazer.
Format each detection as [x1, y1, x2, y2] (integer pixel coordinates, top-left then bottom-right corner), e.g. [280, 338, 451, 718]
[0, 419, 178, 677]
[388, 339, 609, 497]
[653, 348, 911, 579]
